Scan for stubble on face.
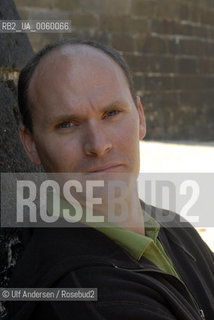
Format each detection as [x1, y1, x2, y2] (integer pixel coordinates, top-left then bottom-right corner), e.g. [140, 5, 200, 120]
[23, 45, 146, 230]
[27, 44, 144, 175]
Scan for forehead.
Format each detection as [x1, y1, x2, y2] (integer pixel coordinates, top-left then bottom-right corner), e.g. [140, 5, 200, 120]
[30, 44, 129, 90]
[28, 45, 132, 117]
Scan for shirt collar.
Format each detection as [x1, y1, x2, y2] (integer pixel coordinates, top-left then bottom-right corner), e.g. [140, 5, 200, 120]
[47, 192, 160, 260]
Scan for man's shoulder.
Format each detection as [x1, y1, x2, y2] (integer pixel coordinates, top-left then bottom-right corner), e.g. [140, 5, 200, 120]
[140, 199, 192, 228]
[141, 200, 213, 260]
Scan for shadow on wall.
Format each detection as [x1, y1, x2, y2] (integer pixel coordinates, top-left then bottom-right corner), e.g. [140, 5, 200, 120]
[0, 0, 41, 317]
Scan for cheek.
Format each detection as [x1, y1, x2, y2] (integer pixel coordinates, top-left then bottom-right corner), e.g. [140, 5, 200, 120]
[116, 116, 139, 146]
[123, 117, 141, 158]
[35, 137, 80, 170]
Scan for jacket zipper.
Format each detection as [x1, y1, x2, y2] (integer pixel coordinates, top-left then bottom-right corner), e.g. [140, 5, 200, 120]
[199, 309, 205, 320]
[113, 264, 205, 319]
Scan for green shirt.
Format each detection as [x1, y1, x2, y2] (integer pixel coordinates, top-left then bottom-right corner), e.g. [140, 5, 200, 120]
[47, 192, 180, 279]
[95, 210, 180, 278]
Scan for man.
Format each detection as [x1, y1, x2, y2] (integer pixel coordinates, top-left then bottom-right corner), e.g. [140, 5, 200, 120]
[6, 39, 213, 319]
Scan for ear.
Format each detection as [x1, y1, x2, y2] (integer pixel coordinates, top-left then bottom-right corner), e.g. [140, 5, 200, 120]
[136, 96, 146, 140]
[19, 125, 41, 165]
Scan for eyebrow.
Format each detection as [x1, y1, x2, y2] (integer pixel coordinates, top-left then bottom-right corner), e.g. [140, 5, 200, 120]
[46, 100, 129, 127]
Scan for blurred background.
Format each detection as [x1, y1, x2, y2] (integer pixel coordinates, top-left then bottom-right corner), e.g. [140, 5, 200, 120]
[14, 0, 214, 141]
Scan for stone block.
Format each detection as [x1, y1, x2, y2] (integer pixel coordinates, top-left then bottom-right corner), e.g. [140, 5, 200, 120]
[176, 58, 199, 74]
[167, 38, 180, 55]
[14, 0, 55, 9]
[205, 0, 214, 8]
[179, 3, 190, 21]
[179, 39, 204, 56]
[90, 30, 111, 45]
[204, 41, 214, 57]
[189, 5, 201, 23]
[71, 13, 97, 29]
[123, 54, 147, 72]
[15, 7, 31, 20]
[174, 75, 194, 90]
[207, 26, 214, 39]
[201, 7, 214, 26]
[52, 0, 80, 11]
[127, 54, 176, 74]
[100, 15, 128, 33]
[133, 74, 145, 91]
[144, 75, 174, 91]
[131, 0, 157, 17]
[179, 91, 201, 107]
[129, 17, 149, 34]
[30, 8, 70, 20]
[182, 0, 205, 7]
[174, 75, 213, 91]
[54, 0, 131, 14]
[193, 25, 208, 38]
[28, 32, 61, 51]
[112, 33, 135, 52]
[179, 91, 214, 112]
[139, 35, 167, 54]
[199, 58, 214, 73]
[200, 75, 214, 90]
[156, 2, 181, 20]
[178, 90, 214, 140]
[176, 22, 194, 36]
[151, 19, 171, 34]
[141, 92, 181, 140]
[151, 19, 193, 36]
[99, 15, 148, 34]
[206, 105, 214, 121]
[148, 55, 176, 74]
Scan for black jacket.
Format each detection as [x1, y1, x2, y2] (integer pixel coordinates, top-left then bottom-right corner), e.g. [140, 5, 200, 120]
[6, 203, 214, 320]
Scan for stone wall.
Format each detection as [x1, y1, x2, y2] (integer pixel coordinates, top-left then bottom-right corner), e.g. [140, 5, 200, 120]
[14, 0, 214, 141]
[0, 0, 36, 317]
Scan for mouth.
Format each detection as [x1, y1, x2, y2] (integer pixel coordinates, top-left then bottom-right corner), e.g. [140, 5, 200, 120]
[85, 163, 125, 174]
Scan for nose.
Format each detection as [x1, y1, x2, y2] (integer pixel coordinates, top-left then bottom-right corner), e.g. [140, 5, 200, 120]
[83, 120, 112, 157]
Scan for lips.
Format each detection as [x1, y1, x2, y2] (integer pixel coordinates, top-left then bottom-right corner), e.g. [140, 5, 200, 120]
[85, 163, 125, 174]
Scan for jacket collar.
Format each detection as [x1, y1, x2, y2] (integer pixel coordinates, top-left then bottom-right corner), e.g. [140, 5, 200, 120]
[140, 200, 196, 262]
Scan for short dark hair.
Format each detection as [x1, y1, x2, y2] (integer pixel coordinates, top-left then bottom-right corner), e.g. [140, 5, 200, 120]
[18, 38, 137, 133]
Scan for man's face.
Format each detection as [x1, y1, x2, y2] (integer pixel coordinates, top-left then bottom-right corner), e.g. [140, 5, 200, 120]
[21, 45, 146, 178]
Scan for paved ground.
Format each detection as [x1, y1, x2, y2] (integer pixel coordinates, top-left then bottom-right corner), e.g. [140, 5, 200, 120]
[139, 140, 214, 252]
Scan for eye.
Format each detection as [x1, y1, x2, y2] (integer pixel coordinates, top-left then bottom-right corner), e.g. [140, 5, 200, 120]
[58, 121, 74, 129]
[103, 110, 120, 119]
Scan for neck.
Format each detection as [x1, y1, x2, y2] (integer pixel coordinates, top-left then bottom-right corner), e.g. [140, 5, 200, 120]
[85, 180, 145, 236]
